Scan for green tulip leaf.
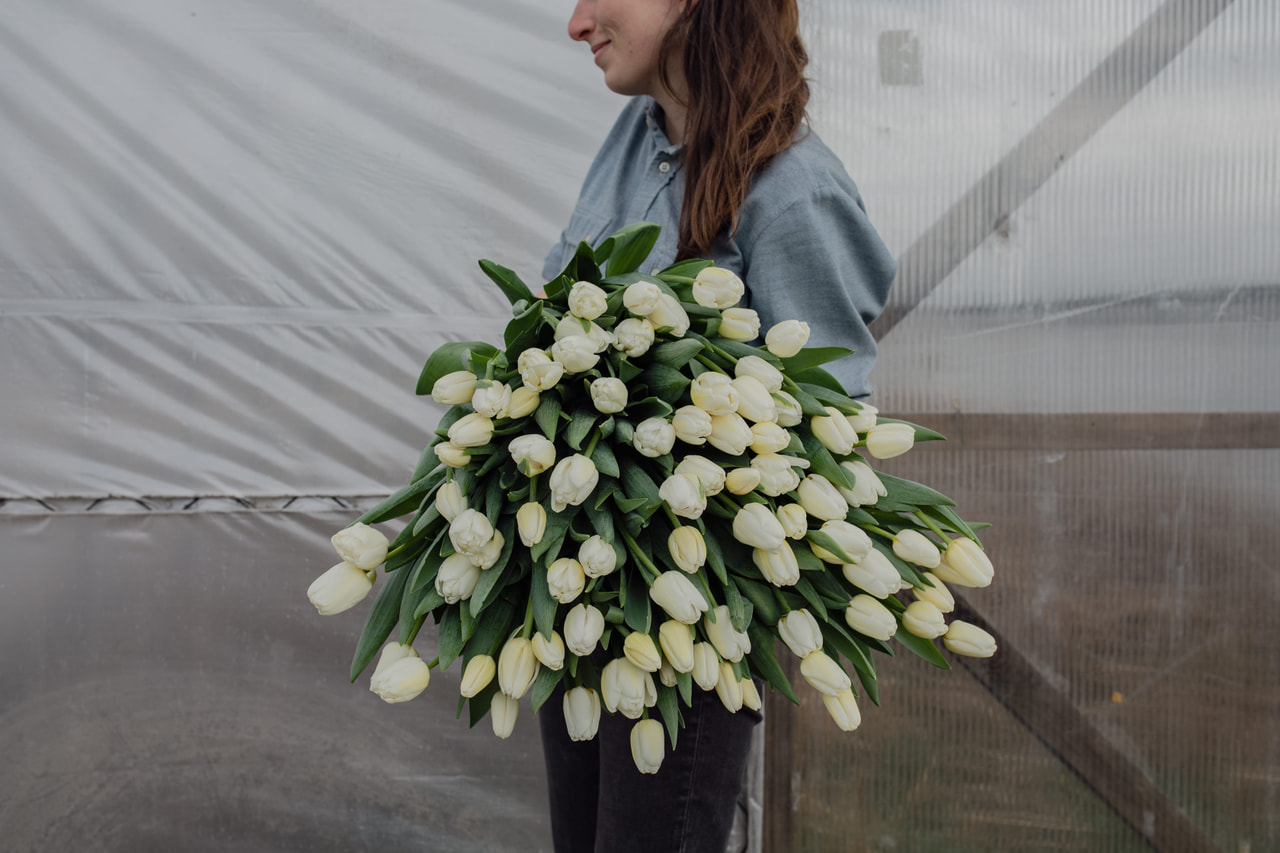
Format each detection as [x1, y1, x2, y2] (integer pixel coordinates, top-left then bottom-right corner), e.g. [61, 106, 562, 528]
[532, 508, 575, 564]
[566, 409, 599, 451]
[531, 562, 558, 640]
[876, 473, 958, 508]
[734, 576, 784, 625]
[465, 681, 501, 729]
[529, 665, 565, 714]
[357, 473, 439, 526]
[876, 415, 948, 443]
[436, 607, 466, 669]
[795, 380, 858, 409]
[348, 565, 411, 682]
[656, 683, 683, 749]
[799, 432, 856, 490]
[805, 531, 858, 565]
[588, 439, 620, 479]
[650, 338, 705, 370]
[464, 599, 518, 659]
[745, 624, 800, 706]
[894, 629, 951, 670]
[780, 347, 854, 375]
[534, 393, 563, 441]
[624, 568, 652, 634]
[598, 222, 661, 276]
[656, 258, 714, 280]
[638, 364, 691, 400]
[416, 341, 500, 396]
[479, 258, 537, 307]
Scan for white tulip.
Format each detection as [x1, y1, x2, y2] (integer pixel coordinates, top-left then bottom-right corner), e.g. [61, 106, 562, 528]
[765, 319, 810, 358]
[546, 557, 586, 604]
[331, 522, 389, 570]
[434, 481, 468, 523]
[741, 677, 762, 711]
[659, 473, 706, 519]
[751, 453, 801, 497]
[507, 386, 541, 419]
[659, 661, 678, 687]
[718, 307, 760, 342]
[467, 528, 504, 570]
[845, 594, 897, 641]
[436, 552, 482, 603]
[623, 280, 662, 316]
[532, 630, 566, 671]
[692, 265, 744, 308]
[613, 317, 656, 357]
[568, 280, 608, 320]
[811, 520, 873, 564]
[732, 503, 786, 551]
[865, 422, 915, 459]
[893, 529, 941, 569]
[914, 572, 956, 612]
[707, 413, 754, 456]
[835, 460, 887, 507]
[370, 641, 415, 685]
[370, 652, 431, 704]
[648, 292, 690, 336]
[634, 417, 677, 458]
[689, 373, 738, 416]
[659, 620, 695, 673]
[935, 538, 995, 588]
[649, 571, 709, 625]
[943, 620, 998, 657]
[812, 406, 858, 456]
[692, 642, 721, 690]
[668, 526, 707, 573]
[623, 631, 662, 673]
[578, 535, 619, 578]
[516, 501, 547, 547]
[672, 405, 713, 445]
[735, 355, 783, 392]
[715, 662, 744, 712]
[602, 656, 649, 719]
[431, 370, 477, 405]
[901, 600, 948, 639]
[518, 348, 564, 392]
[753, 542, 800, 586]
[724, 466, 762, 495]
[307, 561, 373, 616]
[630, 718, 666, 774]
[731, 375, 777, 424]
[563, 687, 601, 741]
[847, 403, 878, 433]
[797, 474, 849, 521]
[800, 650, 851, 697]
[550, 335, 600, 373]
[448, 412, 494, 448]
[774, 390, 803, 427]
[564, 603, 605, 656]
[674, 455, 726, 497]
[776, 503, 809, 539]
[471, 381, 512, 419]
[778, 609, 824, 658]
[459, 654, 496, 697]
[508, 434, 557, 477]
[449, 508, 494, 555]
[749, 421, 791, 454]
[842, 549, 900, 599]
[590, 377, 629, 414]
[498, 637, 538, 699]
[434, 441, 470, 468]
[490, 692, 519, 739]
[823, 688, 862, 731]
[549, 454, 599, 512]
[704, 606, 752, 662]
[554, 315, 614, 352]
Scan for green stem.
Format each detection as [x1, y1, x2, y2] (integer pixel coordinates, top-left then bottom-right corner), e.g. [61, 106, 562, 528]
[695, 354, 726, 374]
[425, 656, 440, 670]
[521, 594, 535, 639]
[620, 528, 661, 583]
[864, 523, 897, 542]
[584, 429, 602, 459]
[914, 511, 952, 543]
[663, 275, 696, 285]
[404, 613, 428, 645]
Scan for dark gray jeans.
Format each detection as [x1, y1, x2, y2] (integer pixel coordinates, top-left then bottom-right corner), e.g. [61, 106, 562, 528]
[538, 681, 762, 853]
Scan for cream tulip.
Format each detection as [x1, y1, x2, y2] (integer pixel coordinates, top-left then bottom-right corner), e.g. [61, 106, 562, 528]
[893, 529, 941, 569]
[944, 620, 998, 657]
[564, 603, 605, 656]
[546, 557, 586, 604]
[613, 317, 656, 357]
[724, 467, 762, 495]
[307, 561, 374, 616]
[741, 677, 762, 711]
[434, 441, 470, 468]
[659, 473, 706, 520]
[516, 501, 547, 547]
[732, 503, 786, 551]
[773, 390, 803, 427]
[498, 637, 538, 699]
[704, 606, 752, 662]
[718, 307, 760, 342]
[649, 292, 690, 336]
[668, 525, 707, 573]
[812, 406, 858, 456]
[568, 280, 608, 319]
[507, 385, 540, 418]
[490, 693, 518, 739]
[845, 594, 897, 641]
[330, 522, 389, 571]
[751, 453, 801, 497]
[578, 535, 619, 578]
[749, 421, 791, 454]
[370, 653, 431, 704]
[672, 405, 713, 445]
[913, 572, 956, 612]
[436, 552, 482, 603]
[752, 542, 800, 587]
[532, 631, 566, 671]
[734, 355, 783, 392]
[707, 412, 754, 456]
[691, 265, 745, 308]
[448, 412, 494, 448]
[935, 538, 995, 588]
[634, 417, 677, 458]
[865, 422, 915, 459]
[517, 348, 564, 391]
[765, 320, 810, 358]
[467, 528, 504, 570]
[659, 661, 678, 687]
[835, 460, 887, 507]
[434, 481, 468, 523]
[658, 620, 695, 673]
[800, 650, 851, 697]
[431, 370, 477, 405]
[690, 373, 738, 416]
[649, 571, 709, 625]
[842, 549, 900, 599]
[822, 688, 862, 731]
[549, 454, 599, 512]
[449, 509, 494, 555]
[602, 656, 649, 719]
[623, 631, 662, 673]
[810, 520, 874, 564]
[508, 434, 557, 477]
[715, 661, 744, 712]
[901, 600, 948, 639]
[590, 377, 628, 414]
[692, 642, 721, 691]
[631, 718, 666, 774]
[623, 280, 662, 315]
[550, 335, 600, 373]
[731, 375, 777, 424]
[778, 609, 823, 658]
[459, 654, 496, 697]
[563, 687, 601, 741]
[776, 503, 809, 539]
[846, 403, 878, 433]
[674, 455, 726, 496]
[471, 381, 512, 419]
[797, 474, 849, 521]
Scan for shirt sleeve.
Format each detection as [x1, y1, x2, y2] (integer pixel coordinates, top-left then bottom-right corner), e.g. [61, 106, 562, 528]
[739, 185, 897, 399]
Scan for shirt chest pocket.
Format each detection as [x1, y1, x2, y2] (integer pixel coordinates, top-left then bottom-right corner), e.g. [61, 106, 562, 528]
[543, 208, 614, 281]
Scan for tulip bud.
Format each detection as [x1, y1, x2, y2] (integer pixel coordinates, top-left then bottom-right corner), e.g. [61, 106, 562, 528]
[448, 412, 494, 448]
[330, 522, 389, 571]
[590, 377, 628, 414]
[865, 422, 915, 459]
[692, 642, 721, 690]
[602, 657, 649, 719]
[568, 280, 608, 320]
[613, 317, 656, 357]
[810, 520, 873, 564]
[431, 370, 477, 405]
[749, 421, 791, 454]
[490, 692, 518, 739]
[913, 572, 956, 612]
[532, 630, 566, 670]
[563, 687, 601, 741]
[507, 385, 541, 418]
[707, 413, 754, 456]
[554, 315, 614, 352]
[471, 381, 512, 418]
[668, 526, 707, 573]
[800, 650, 851, 697]
[692, 265, 744, 308]
[842, 549, 900, 599]
[623, 280, 662, 315]
[435, 481, 468, 523]
[550, 335, 600, 373]
[648, 292, 690, 336]
[935, 538, 995, 588]
[835, 460, 887, 507]
[718, 307, 760, 342]
[812, 407, 858, 456]
[498, 637, 538, 699]
[549, 454, 599, 512]
[658, 620, 696, 673]
[765, 319, 810, 358]
[724, 467, 762, 495]
[546, 557, 586, 604]
[623, 632, 662, 673]
[672, 405, 714, 445]
[753, 542, 800, 587]
[508, 434, 557, 477]
[436, 552, 482, 603]
[798, 474, 849, 521]
[751, 453, 801, 497]
[733, 503, 786, 551]
[741, 677, 763, 711]
[823, 688, 862, 731]
[307, 561, 374, 615]
[847, 403, 878, 433]
[845, 594, 897, 641]
[778, 609, 824, 658]
[449, 508, 494, 555]
[631, 718, 666, 774]
[731, 375, 777, 424]
[370, 650, 432, 704]
[659, 473, 706, 519]
[434, 441, 470, 468]
[735, 355, 783, 393]
[944, 620, 997, 658]
[467, 528, 504, 570]
[775, 503, 808, 540]
[578, 535, 619, 578]
[564, 603, 606, 656]
[704, 606, 751, 662]
[649, 571, 709, 625]
[715, 661, 744, 712]
[659, 661, 678, 687]
[633, 417, 677, 458]
[370, 641, 415, 685]
[674, 455, 726, 497]
[518, 348, 564, 391]
[774, 390, 803, 427]
[893, 529, 941, 569]
[689, 373, 738, 416]
[517, 501, 547, 547]
[901, 600, 948, 639]
[459, 654, 496, 697]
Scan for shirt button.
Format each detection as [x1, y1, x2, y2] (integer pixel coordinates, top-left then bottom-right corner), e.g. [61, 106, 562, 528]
[658, 161, 671, 174]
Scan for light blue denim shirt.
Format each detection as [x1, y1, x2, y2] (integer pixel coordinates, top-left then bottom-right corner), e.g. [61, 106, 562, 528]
[544, 97, 897, 399]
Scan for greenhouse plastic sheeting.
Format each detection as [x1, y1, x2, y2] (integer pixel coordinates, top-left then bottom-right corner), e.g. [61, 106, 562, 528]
[3, 0, 1277, 850]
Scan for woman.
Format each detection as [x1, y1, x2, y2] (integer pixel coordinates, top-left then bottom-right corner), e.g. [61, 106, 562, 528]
[539, 1, 897, 850]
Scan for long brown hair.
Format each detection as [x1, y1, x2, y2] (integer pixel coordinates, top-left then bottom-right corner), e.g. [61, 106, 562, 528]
[658, 0, 809, 259]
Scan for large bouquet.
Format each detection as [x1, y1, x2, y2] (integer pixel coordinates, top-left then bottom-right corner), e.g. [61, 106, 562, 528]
[307, 222, 997, 774]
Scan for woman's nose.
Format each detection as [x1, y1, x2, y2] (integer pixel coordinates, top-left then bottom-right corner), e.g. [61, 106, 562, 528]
[567, 0, 594, 42]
